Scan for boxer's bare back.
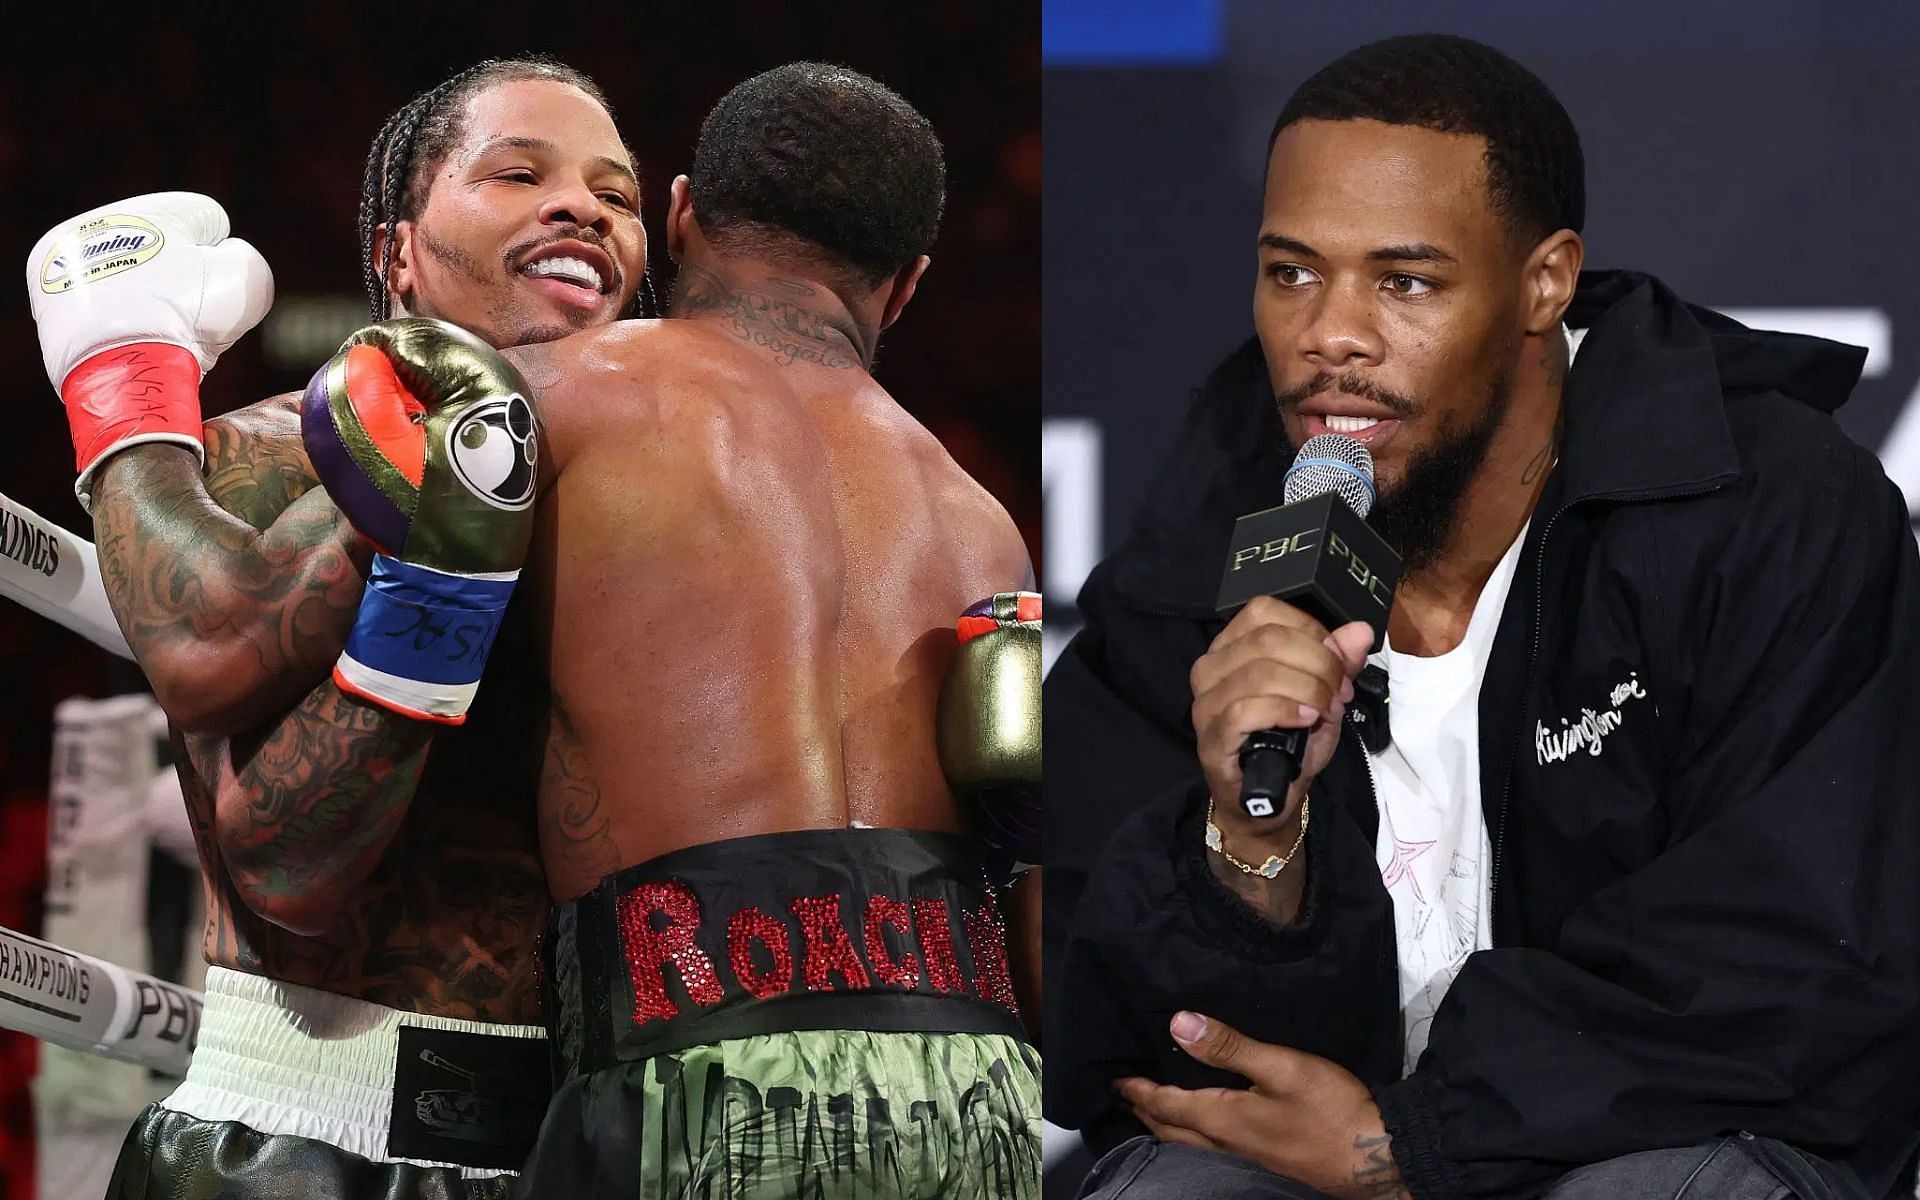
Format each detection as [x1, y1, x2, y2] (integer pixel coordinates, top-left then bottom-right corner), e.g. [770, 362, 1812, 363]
[506, 270, 1029, 902]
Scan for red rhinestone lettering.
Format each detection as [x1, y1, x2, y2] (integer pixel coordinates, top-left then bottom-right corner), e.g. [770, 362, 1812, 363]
[911, 897, 966, 995]
[789, 894, 873, 992]
[728, 906, 794, 999]
[617, 881, 722, 1026]
[863, 895, 921, 991]
[963, 899, 1019, 1015]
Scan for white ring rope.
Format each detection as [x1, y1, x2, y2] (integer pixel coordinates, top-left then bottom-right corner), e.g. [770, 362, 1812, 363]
[0, 488, 132, 659]
[0, 923, 200, 1076]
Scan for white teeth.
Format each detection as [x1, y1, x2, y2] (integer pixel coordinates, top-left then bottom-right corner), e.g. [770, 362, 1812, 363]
[1324, 414, 1383, 433]
[525, 255, 604, 292]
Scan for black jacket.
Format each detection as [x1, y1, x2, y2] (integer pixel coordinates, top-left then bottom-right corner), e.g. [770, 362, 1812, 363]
[1045, 271, 1920, 1199]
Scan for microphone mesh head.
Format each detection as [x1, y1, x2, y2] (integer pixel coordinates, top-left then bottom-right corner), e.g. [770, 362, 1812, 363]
[1284, 433, 1376, 519]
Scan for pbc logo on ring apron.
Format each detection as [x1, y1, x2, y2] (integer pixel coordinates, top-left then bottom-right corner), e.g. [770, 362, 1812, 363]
[446, 394, 537, 510]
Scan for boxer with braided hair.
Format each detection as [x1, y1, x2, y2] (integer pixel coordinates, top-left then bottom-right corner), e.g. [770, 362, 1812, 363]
[358, 58, 659, 326]
[26, 56, 646, 1197]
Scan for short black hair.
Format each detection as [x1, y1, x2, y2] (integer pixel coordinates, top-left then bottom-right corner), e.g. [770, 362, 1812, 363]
[689, 62, 945, 289]
[1270, 34, 1584, 242]
[359, 57, 656, 320]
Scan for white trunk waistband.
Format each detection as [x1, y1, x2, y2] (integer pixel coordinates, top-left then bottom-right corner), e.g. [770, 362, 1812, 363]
[159, 966, 545, 1178]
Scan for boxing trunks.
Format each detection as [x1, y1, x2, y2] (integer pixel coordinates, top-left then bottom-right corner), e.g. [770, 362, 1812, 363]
[518, 827, 1042, 1198]
[107, 967, 548, 1198]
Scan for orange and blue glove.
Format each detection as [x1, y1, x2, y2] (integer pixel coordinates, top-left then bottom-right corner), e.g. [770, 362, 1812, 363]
[301, 318, 538, 724]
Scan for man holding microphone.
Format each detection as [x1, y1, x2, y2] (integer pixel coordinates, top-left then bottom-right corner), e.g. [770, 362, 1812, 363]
[1047, 34, 1920, 1200]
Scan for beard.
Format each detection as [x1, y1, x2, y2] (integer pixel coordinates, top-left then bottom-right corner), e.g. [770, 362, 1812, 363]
[1276, 361, 1515, 574]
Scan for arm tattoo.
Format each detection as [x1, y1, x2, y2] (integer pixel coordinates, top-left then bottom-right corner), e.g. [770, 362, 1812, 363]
[218, 686, 433, 904]
[92, 420, 369, 729]
[141, 406, 536, 1010]
[672, 261, 862, 370]
[97, 408, 419, 913]
[1351, 1132, 1412, 1199]
[202, 416, 322, 525]
[182, 723, 544, 1020]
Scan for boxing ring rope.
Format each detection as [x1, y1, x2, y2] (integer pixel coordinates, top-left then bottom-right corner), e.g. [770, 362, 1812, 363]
[0, 491, 194, 1085]
[0, 488, 132, 660]
[0, 924, 200, 1077]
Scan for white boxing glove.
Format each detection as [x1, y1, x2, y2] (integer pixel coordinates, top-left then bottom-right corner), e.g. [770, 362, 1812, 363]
[26, 193, 274, 511]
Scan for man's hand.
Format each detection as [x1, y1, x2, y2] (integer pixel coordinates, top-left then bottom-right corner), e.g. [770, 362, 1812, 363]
[1115, 1011, 1409, 1199]
[1191, 596, 1372, 846]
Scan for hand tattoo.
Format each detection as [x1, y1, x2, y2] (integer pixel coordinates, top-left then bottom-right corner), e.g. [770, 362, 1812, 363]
[1351, 1132, 1411, 1199]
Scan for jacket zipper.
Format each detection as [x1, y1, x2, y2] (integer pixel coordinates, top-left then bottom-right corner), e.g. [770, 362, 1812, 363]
[1487, 479, 1728, 947]
[1356, 719, 1381, 820]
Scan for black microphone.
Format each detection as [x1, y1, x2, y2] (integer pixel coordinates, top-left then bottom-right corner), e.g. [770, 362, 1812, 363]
[1214, 434, 1402, 818]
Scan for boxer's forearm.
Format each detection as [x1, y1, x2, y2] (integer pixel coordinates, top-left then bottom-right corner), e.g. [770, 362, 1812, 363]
[214, 682, 434, 936]
[92, 442, 369, 735]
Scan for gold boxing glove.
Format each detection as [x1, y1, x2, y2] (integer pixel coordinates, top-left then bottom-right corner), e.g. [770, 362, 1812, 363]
[937, 592, 1041, 871]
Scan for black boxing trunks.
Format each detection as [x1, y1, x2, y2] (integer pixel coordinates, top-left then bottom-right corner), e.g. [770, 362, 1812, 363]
[106, 967, 549, 1198]
[516, 827, 1042, 1198]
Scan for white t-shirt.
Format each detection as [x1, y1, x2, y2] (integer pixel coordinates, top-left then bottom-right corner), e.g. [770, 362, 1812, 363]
[1369, 518, 1527, 1076]
[1368, 326, 1581, 1075]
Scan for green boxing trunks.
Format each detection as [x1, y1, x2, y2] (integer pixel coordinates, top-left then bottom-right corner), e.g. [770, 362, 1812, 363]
[515, 827, 1041, 1198]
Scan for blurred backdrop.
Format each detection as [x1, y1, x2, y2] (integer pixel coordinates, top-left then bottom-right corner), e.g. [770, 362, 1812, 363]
[1042, 0, 1920, 1191]
[0, 6, 1037, 1194]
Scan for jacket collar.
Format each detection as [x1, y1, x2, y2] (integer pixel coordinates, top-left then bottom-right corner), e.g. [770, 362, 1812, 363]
[1549, 270, 1737, 505]
[1107, 269, 1863, 615]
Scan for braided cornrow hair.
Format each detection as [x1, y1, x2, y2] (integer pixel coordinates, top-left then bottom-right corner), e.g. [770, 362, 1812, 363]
[358, 56, 659, 321]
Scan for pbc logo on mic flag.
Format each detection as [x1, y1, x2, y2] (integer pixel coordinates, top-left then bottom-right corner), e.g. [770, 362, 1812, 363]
[39, 215, 165, 294]
[447, 394, 537, 510]
[1217, 492, 1403, 650]
[1228, 528, 1391, 608]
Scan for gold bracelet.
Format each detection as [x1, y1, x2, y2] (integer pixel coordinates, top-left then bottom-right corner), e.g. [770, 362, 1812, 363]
[1204, 794, 1309, 879]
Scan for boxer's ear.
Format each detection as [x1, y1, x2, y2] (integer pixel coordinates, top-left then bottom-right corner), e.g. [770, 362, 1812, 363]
[880, 255, 930, 331]
[666, 176, 694, 263]
[373, 220, 418, 315]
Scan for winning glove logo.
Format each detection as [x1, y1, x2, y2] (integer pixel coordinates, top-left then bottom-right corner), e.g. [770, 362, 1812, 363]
[39, 215, 164, 294]
[446, 394, 537, 510]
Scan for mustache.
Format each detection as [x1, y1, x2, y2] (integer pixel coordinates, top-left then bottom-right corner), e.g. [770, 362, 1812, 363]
[1274, 371, 1420, 419]
[503, 228, 623, 293]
